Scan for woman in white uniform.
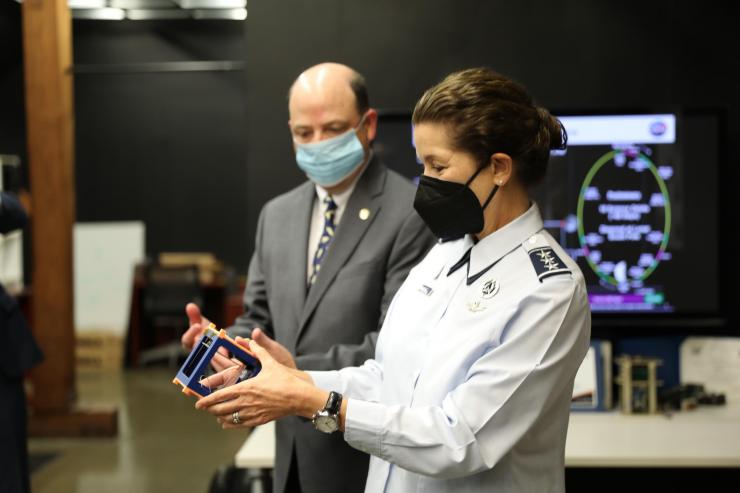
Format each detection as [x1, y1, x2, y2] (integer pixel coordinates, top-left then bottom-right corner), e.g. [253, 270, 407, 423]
[196, 68, 591, 492]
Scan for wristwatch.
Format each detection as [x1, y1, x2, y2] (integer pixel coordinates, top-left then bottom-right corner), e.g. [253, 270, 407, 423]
[312, 391, 343, 433]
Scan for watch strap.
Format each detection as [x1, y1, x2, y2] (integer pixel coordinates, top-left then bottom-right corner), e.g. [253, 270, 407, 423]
[325, 391, 342, 416]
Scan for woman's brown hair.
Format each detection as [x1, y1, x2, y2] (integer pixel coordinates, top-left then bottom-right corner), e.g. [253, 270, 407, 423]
[412, 68, 567, 186]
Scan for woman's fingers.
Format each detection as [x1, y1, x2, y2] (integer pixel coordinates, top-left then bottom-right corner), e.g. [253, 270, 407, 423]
[199, 365, 241, 389]
[196, 382, 241, 409]
[217, 412, 268, 429]
[210, 349, 235, 372]
[199, 372, 227, 389]
[246, 331, 297, 369]
[247, 339, 274, 365]
[200, 396, 242, 416]
[194, 347, 305, 428]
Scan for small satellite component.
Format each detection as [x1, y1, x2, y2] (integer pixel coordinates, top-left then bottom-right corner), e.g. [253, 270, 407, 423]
[173, 324, 261, 398]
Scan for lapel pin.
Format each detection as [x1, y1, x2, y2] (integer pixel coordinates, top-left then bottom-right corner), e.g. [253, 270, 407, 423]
[359, 208, 371, 220]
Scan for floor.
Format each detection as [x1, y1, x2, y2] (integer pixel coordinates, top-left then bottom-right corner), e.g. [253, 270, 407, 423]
[29, 368, 248, 493]
[28, 369, 740, 492]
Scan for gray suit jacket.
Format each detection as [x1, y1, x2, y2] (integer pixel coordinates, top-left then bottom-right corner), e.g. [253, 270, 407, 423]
[229, 158, 435, 493]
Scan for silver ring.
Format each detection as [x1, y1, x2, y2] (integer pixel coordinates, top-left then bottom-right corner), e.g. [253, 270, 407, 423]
[232, 410, 241, 425]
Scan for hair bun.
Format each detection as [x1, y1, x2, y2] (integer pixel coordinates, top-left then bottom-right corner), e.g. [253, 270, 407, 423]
[413, 68, 562, 187]
[536, 107, 567, 151]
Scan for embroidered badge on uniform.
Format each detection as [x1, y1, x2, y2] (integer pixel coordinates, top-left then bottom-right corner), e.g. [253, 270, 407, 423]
[528, 247, 571, 282]
[481, 279, 500, 299]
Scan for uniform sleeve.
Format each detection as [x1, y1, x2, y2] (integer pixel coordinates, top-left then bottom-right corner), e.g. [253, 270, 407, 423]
[342, 277, 591, 479]
[295, 209, 435, 371]
[228, 206, 274, 339]
[307, 358, 384, 402]
[306, 284, 405, 400]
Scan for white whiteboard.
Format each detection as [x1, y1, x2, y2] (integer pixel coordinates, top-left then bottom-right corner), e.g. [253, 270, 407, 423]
[74, 221, 145, 335]
[0, 165, 24, 291]
[681, 337, 740, 404]
[0, 230, 23, 291]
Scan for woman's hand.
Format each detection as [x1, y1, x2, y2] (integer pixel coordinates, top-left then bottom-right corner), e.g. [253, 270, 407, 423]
[195, 339, 325, 429]
[250, 328, 297, 369]
[198, 364, 246, 391]
[181, 304, 253, 372]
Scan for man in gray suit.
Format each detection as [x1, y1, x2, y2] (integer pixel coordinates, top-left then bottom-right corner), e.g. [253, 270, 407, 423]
[182, 62, 435, 493]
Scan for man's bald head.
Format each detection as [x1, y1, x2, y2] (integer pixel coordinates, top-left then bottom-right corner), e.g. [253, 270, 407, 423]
[288, 62, 369, 116]
[287, 62, 379, 193]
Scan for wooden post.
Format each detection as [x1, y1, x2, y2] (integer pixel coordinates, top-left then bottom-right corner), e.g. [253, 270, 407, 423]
[23, 0, 116, 436]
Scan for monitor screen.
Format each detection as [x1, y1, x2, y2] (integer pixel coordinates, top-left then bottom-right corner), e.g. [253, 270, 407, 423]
[374, 110, 722, 318]
[374, 112, 421, 182]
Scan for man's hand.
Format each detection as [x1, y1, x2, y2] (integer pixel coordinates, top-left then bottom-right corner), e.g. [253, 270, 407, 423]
[251, 328, 297, 369]
[181, 303, 242, 372]
[181, 303, 212, 351]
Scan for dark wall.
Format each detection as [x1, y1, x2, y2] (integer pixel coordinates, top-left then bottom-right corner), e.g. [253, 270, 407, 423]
[1, 2, 250, 273]
[2, 1, 739, 326]
[73, 20, 249, 271]
[242, 0, 739, 233]
[0, 1, 30, 283]
[241, 0, 740, 328]
[0, 0, 26, 163]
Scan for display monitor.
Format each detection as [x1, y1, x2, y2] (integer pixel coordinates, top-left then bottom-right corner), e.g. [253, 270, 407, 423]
[374, 109, 722, 319]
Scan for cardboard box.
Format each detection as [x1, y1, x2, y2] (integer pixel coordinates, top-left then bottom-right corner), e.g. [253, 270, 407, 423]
[158, 252, 223, 284]
[75, 331, 124, 372]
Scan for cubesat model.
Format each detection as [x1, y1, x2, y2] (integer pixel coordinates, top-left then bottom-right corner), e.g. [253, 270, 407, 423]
[173, 324, 261, 398]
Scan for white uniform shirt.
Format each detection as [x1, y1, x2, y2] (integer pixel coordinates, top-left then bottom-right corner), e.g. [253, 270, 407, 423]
[309, 203, 591, 493]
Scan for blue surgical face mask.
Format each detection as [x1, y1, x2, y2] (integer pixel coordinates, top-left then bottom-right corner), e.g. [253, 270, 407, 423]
[294, 115, 367, 187]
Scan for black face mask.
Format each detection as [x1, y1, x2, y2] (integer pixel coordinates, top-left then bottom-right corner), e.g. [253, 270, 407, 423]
[413, 166, 499, 241]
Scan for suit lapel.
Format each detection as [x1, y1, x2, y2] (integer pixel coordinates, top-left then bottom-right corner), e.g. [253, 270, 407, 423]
[296, 159, 386, 343]
[286, 182, 314, 326]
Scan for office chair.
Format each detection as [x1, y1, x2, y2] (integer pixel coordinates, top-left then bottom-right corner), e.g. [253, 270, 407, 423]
[138, 263, 203, 367]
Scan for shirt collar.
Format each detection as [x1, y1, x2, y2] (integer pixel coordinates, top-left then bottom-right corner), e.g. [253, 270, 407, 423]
[448, 202, 544, 284]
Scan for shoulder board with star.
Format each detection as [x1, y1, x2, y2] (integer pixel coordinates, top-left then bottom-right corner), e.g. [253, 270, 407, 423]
[522, 234, 571, 283]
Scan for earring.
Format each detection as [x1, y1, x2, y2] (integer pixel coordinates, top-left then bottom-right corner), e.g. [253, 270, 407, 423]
[498, 180, 503, 185]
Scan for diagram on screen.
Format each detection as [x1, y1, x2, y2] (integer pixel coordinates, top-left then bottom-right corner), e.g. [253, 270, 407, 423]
[534, 114, 680, 313]
[578, 146, 672, 304]
[378, 109, 719, 316]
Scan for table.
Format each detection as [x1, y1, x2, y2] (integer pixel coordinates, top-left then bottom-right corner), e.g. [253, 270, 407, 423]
[236, 405, 740, 470]
[235, 422, 276, 469]
[566, 405, 740, 467]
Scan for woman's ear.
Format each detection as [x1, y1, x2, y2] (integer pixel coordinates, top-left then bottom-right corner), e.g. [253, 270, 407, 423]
[489, 153, 513, 186]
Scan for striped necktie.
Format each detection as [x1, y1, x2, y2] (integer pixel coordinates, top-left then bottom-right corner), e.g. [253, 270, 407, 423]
[308, 195, 338, 286]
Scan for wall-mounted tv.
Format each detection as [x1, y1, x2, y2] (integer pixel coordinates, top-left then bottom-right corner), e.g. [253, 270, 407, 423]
[374, 109, 723, 322]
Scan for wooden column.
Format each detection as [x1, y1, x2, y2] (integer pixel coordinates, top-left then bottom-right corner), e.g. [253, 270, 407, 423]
[23, 0, 116, 436]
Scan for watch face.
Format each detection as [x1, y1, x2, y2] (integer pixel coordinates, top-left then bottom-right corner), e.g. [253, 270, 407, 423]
[314, 414, 339, 433]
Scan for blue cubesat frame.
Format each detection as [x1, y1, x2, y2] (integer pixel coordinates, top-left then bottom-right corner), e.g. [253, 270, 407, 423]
[173, 324, 261, 398]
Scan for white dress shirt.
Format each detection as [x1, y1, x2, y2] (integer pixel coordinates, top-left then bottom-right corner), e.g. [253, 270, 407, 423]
[309, 203, 591, 493]
[306, 164, 367, 282]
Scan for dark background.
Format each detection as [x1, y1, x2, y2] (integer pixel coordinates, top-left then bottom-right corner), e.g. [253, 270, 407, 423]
[2, 1, 740, 487]
[1, 0, 738, 331]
